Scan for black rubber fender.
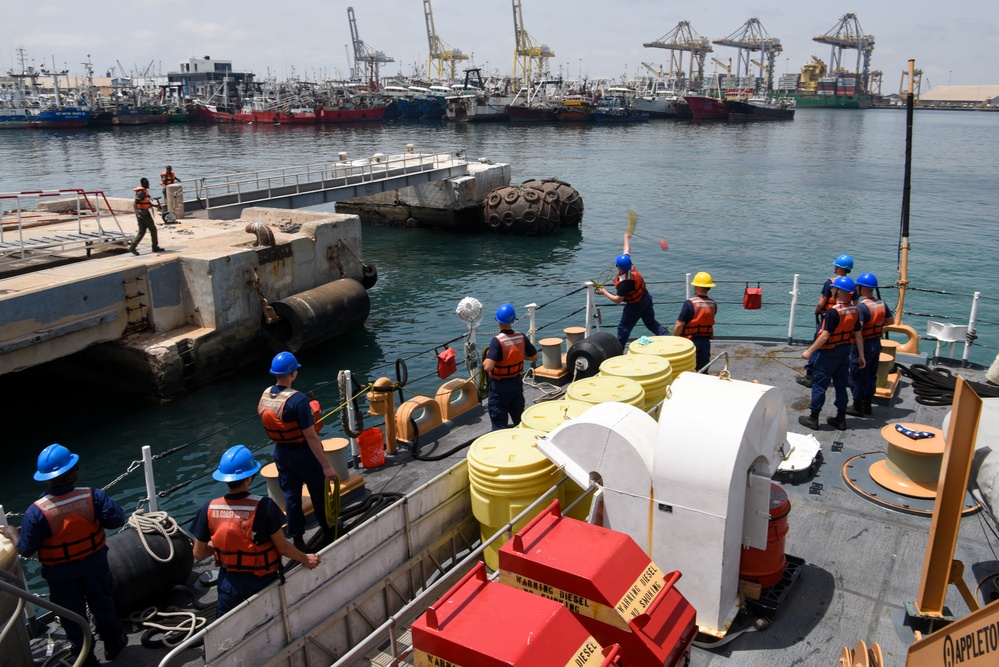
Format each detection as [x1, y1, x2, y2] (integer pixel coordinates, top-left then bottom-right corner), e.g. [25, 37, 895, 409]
[566, 332, 623, 379]
[361, 263, 378, 289]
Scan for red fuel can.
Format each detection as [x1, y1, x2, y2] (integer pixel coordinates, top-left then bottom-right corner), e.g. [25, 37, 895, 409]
[412, 561, 622, 666]
[739, 483, 791, 588]
[498, 501, 697, 667]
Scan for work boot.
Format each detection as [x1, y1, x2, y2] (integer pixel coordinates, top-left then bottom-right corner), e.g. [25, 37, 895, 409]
[152, 246, 166, 252]
[795, 373, 813, 388]
[826, 414, 848, 431]
[129, 246, 139, 256]
[846, 404, 864, 417]
[798, 413, 820, 430]
[104, 628, 128, 660]
[863, 399, 873, 415]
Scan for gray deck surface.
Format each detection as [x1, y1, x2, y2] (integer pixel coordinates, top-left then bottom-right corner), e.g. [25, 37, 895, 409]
[29, 338, 999, 667]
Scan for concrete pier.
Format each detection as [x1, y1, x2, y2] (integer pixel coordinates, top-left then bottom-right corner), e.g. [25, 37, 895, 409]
[0, 207, 368, 399]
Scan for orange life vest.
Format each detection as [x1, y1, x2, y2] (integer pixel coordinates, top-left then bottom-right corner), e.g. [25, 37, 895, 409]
[818, 276, 840, 315]
[33, 488, 107, 566]
[134, 186, 153, 210]
[821, 303, 859, 349]
[489, 331, 526, 380]
[161, 170, 177, 186]
[860, 297, 888, 341]
[206, 495, 281, 576]
[683, 296, 716, 339]
[614, 267, 647, 304]
[258, 388, 308, 444]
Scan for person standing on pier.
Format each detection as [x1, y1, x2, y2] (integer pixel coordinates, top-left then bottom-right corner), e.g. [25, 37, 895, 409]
[848, 272, 894, 417]
[798, 276, 865, 431]
[674, 272, 717, 370]
[160, 165, 180, 202]
[1, 445, 128, 666]
[128, 177, 164, 255]
[258, 352, 338, 552]
[191, 445, 320, 617]
[483, 303, 538, 430]
[598, 232, 669, 348]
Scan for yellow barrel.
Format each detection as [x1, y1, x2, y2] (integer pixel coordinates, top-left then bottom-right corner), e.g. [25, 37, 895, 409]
[519, 400, 593, 433]
[467, 428, 563, 570]
[876, 352, 894, 388]
[565, 375, 645, 408]
[627, 335, 697, 375]
[880, 339, 900, 372]
[598, 354, 673, 411]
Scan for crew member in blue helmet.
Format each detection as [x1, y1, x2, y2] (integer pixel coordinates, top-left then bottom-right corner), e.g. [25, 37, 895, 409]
[848, 272, 894, 418]
[1, 445, 128, 666]
[798, 276, 865, 431]
[798, 254, 853, 388]
[258, 352, 338, 553]
[483, 303, 538, 430]
[598, 232, 669, 348]
[192, 445, 319, 617]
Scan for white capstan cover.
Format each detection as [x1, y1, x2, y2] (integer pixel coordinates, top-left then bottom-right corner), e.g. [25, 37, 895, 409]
[537, 372, 787, 638]
[653, 372, 787, 636]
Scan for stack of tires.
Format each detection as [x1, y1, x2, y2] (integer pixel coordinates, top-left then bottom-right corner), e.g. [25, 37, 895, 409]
[482, 178, 584, 236]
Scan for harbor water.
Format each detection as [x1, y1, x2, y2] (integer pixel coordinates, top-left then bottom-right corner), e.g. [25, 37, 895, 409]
[1, 110, 997, 591]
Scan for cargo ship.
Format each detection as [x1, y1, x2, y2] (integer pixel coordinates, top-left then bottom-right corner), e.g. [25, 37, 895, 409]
[793, 57, 871, 109]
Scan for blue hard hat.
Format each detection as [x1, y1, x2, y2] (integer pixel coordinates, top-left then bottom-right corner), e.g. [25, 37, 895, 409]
[832, 276, 856, 293]
[495, 303, 516, 324]
[213, 445, 262, 482]
[856, 272, 878, 289]
[34, 444, 79, 481]
[833, 254, 854, 270]
[615, 253, 632, 271]
[269, 351, 301, 375]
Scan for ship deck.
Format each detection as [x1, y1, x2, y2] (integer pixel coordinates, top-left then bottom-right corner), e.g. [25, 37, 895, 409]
[22, 337, 999, 667]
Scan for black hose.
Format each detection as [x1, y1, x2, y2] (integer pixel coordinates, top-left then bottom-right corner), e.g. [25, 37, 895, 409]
[900, 363, 999, 406]
[405, 416, 477, 462]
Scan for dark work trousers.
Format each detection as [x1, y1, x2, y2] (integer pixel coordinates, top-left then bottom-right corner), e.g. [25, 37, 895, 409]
[850, 338, 882, 405]
[216, 570, 278, 617]
[47, 565, 122, 659]
[617, 292, 668, 347]
[274, 443, 330, 539]
[809, 344, 852, 414]
[691, 337, 711, 370]
[130, 210, 159, 251]
[488, 376, 526, 430]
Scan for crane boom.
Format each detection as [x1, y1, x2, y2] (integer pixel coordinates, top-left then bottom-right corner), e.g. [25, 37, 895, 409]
[812, 13, 875, 92]
[712, 17, 782, 91]
[643, 21, 712, 89]
[346, 6, 394, 89]
[512, 0, 554, 87]
[424, 0, 468, 81]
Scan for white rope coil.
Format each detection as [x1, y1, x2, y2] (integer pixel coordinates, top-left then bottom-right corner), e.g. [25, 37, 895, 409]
[126, 510, 181, 563]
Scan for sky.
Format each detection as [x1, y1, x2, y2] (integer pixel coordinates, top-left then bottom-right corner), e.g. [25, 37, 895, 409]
[1, 1, 995, 91]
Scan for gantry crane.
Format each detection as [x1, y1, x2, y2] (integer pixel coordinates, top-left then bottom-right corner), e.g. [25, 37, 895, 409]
[899, 67, 923, 100]
[347, 6, 394, 89]
[512, 0, 554, 87]
[642, 21, 712, 90]
[424, 0, 468, 82]
[712, 17, 782, 92]
[812, 13, 875, 93]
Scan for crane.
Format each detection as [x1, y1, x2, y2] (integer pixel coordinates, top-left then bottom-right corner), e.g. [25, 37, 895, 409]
[812, 13, 875, 93]
[712, 17, 782, 92]
[711, 58, 732, 74]
[347, 6, 394, 89]
[643, 21, 712, 89]
[640, 62, 664, 78]
[511, 0, 554, 87]
[424, 0, 468, 82]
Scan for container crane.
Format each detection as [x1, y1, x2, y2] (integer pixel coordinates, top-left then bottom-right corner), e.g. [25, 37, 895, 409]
[424, 0, 468, 82]
[347, 6, 394, 89]
[711, 17, 782, 92]
[643, 21, 712, 89]
[512, 0, 554, 87]
[812, 13, 875, 93]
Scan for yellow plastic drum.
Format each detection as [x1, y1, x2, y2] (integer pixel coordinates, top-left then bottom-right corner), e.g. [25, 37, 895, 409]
[467, 428, 564, 570]
[565, 375, 646, 408]
[519, 400, 593, 433]
[598, 354, 673, 411]
[627, 335, 697, 375]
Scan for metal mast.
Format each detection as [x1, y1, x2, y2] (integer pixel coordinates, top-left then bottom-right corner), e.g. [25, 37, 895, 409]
[812, 13, 875, 92]
[347, 6, 394, 89]
[711, 18, 782, 92]
[424, 0, 468, 82]
[511, 0, 554, 87]
[642, 21, 712, 90]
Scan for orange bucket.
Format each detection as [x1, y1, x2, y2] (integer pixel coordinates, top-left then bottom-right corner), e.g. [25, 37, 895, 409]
[358, 427, 385, 468]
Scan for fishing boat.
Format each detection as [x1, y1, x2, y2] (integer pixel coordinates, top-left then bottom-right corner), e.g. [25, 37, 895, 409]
[593, 107, 650, 122]
[195, 102, 236, 123]
[317, 105, 386, 123]
[0, 105, 30, 129]
[555, 94, 596, 122]
[29, 107, 91, 129]
[725, 96, 796, 121]
[684, 95, 729, 120]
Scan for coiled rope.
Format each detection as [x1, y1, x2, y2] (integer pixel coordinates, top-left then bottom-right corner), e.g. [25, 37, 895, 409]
[899, 363, 999, 406]
[125, 510, 184, 563]
[129, 606, 208, 648]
